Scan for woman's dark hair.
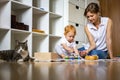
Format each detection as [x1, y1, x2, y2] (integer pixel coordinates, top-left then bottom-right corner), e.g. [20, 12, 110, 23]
[84, 3, 100, 16]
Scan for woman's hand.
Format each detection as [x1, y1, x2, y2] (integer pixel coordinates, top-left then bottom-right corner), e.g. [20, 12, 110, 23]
[80, 50, 88, 57]
[60, 54, 66, 58]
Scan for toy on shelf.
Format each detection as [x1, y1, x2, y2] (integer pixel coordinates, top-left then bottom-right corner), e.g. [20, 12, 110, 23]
[32, 29, 45, 33]
[11, 15, 29, 31]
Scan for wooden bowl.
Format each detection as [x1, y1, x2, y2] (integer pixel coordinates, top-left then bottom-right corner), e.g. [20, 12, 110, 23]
[85, 55, 98, 60]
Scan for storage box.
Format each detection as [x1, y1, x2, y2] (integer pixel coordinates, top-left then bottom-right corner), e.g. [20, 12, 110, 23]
[34, 52, 59, 61]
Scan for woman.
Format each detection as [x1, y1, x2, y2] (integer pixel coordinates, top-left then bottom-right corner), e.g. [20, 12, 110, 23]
[78, 3, 113, 59]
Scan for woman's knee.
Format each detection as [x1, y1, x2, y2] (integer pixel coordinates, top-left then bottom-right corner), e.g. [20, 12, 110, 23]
[89, 50, 98, 55]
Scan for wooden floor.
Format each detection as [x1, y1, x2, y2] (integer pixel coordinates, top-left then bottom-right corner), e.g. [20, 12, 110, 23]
[0, 59, 120, 80]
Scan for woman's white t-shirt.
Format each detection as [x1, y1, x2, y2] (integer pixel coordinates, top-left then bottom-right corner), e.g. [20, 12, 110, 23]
[84, 17, 108, 51]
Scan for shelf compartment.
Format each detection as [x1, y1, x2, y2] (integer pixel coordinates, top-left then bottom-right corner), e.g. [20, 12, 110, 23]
[50, 0, 64, 15]
[0, 29, 11, 50]
[33, 8, 49, 34]
[11, 1, 32, 31]
[32, 34, 49, 53]
[0, 0, 64, 56]
[11, 29, 32, 56]
[33, 0, 49, 11]
[49, 36, 61, 52]
[49, 12, 63, 36]
[0, 1, 11, 29]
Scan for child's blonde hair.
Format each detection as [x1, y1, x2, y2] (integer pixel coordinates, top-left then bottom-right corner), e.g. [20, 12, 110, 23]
[64, 25, 76, 36]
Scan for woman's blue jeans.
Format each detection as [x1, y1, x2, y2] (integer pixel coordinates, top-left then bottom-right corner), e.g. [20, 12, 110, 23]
[78, 47, 108, 59]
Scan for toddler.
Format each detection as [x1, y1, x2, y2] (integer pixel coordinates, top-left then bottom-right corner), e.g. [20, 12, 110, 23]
[55, 25, 80, 58]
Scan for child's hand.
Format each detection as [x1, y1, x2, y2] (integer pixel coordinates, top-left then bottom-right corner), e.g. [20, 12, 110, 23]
[68, 48, 74, 53]
[61, 54, 66, 59]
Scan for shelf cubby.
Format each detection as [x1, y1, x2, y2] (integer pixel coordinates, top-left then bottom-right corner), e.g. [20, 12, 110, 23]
[0, 29, 11, 50]
[0, 1, 11, 29]
[49, 12, 63, 36]
[33, 0, 49, 12]
[33, 7, 49, 34]
[11, 1, 32, 31]
[11, 29, 32, 56]
[49, 36, 61, 52]
[32, 34, 49, 53]
[0, 0, 64, 56]
[50, 0, 64, 15]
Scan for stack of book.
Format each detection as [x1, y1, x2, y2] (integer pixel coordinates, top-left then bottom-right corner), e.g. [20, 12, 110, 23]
[11, 15, 29, 31]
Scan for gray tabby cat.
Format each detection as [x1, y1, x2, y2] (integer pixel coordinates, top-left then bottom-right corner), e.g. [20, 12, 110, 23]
[0, 40, 34, 62]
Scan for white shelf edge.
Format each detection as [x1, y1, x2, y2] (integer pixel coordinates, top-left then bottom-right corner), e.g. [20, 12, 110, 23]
[32, 32, 48, 36]
[11, 29, 31, 34]
[49, 12, 62, 18]
[49, 34, 62, 38]
[0, 27, 9, 31]
[11, 1, 31, 10]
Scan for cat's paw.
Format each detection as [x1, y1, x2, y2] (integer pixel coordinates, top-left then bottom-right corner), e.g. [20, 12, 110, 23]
[34, 58, 40, 62]
[17, 59, 24, 62]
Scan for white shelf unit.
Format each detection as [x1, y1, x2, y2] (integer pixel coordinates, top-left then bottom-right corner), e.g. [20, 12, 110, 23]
[32, 0, 49, 53]
[0, 0, 64, 56]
